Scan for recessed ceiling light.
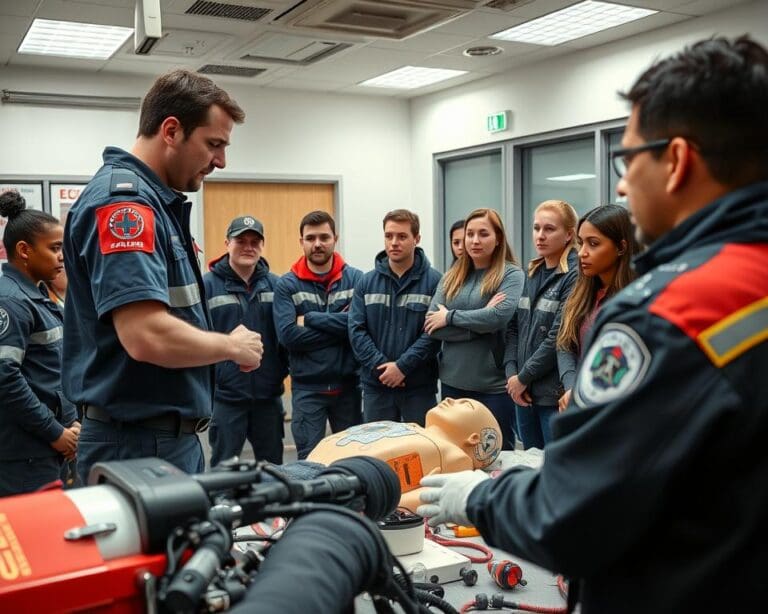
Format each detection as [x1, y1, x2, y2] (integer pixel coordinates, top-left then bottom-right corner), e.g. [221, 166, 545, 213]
[463, 46, 503, 57]
[18, 18, 133, 60]
[490, 1, 657, 46]
[359, 66, 467, 89]
[546, 173, 597, 181]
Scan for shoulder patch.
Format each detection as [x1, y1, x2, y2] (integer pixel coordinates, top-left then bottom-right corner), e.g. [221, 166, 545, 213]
[0, 307, 9, 338]
[574, 323, 651, 409]
[96, 202, 155, 255]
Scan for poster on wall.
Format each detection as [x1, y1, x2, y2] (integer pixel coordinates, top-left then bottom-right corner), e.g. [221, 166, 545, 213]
[0, 182, 44, 264]
[50, 183, 87, 228]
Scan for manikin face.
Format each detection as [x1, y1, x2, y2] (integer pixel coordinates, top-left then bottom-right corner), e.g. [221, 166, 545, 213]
[533, 209, 572, 262]
[167, 104, 233, 192]
[226, 230, 263, 270]
[384, 220, 419, 267]
[426, 398, 502, 467]
[577, 221, 622, 285]
[21, 223, 64, 283]
[300, 222, 337, 267]
[464, 216, 498, 268]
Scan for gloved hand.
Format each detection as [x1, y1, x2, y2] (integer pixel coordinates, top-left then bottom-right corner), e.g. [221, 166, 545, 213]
[417, 470, 490, 527]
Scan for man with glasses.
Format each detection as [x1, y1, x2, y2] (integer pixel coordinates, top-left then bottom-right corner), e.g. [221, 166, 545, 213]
[417, 36, 768, 613]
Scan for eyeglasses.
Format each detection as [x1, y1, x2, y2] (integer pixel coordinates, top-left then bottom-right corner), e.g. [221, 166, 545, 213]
[611, 139, 670, 177]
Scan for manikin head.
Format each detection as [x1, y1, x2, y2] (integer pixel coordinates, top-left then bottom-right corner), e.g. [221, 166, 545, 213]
[425, 398, 502, 469]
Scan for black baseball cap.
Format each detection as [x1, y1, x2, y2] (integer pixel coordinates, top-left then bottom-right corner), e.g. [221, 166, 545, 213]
[227, 216, 264, 239]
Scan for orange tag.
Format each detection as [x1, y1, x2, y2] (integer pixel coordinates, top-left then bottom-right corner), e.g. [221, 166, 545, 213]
[387, 453, 424, 493]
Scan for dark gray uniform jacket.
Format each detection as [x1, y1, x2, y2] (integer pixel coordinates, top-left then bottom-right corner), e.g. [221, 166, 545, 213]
[467, 181, 768, 613]
[503, 251, 578, 405]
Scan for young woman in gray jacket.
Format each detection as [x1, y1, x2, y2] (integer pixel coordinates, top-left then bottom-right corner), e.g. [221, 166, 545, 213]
[424, 208, 524, 450]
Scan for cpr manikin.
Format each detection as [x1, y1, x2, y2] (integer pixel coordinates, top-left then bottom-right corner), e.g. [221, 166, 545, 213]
[308, 398, 502, 512]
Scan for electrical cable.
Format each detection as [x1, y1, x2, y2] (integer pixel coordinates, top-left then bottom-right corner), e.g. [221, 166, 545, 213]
[459, 592, 568, 613]
[426, 524, 494, 563]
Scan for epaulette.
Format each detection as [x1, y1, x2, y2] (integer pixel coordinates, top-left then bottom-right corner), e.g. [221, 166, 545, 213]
[109, 169, 139, 196]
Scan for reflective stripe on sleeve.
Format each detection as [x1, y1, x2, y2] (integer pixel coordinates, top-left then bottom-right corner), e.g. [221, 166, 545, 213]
[29, 326, 63, 345]
[699, 296, 768, 367]
[0, 345, 25, 364]
[292, 292, 323, 306]
[169, 283, 202, 308]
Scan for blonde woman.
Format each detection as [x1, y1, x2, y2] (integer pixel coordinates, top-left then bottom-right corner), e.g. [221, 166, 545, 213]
[424, 208, 524, 450]
[504, 200, 578, 448]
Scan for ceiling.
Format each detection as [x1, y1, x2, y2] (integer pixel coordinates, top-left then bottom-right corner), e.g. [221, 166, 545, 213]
[0, 0, 753, 98]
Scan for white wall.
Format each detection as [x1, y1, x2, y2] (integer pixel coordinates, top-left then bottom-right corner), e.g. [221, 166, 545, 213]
[409, 0, 768, 258]
[1, 0, 767, 267]
[0, 70, 410, 269]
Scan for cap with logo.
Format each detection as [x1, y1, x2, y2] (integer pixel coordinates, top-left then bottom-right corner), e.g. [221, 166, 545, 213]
[227, 216, 264, 239]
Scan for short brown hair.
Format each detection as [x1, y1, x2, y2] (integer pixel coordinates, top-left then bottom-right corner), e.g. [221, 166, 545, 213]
[383, 209, 420, 236]
[300, 210, 336, 236]
[138, 69, 245, 138]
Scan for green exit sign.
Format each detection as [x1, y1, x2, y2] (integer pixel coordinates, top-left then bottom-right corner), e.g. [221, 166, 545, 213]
[487, 111, 509, 133]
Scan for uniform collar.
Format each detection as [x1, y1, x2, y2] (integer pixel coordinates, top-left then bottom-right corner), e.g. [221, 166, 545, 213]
[0, 262, 48, 300]
[102, 146, 185, 206]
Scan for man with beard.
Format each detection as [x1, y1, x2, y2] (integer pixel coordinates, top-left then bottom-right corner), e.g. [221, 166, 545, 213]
[204, 216, 288, 466]
[273, 211, 363, 459]
[63, 70, 263, 481]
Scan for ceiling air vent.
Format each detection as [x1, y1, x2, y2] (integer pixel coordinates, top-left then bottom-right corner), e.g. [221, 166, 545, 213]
[198, 64, 266, 77]
[186, 0, 272, 21]
[237, 32, 352, 66]
[483, 0, 535, 11]
[272, 0, 484, 40]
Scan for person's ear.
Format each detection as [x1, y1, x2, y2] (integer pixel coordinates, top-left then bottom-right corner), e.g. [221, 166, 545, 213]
[666, 137, 693, 193]
[415, 233, 421, 246]
[160, 116, 184, 147]
[16, 240, 31, 263]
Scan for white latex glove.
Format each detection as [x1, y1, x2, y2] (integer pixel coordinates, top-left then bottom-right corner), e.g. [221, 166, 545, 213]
[416, 470, 490, 528]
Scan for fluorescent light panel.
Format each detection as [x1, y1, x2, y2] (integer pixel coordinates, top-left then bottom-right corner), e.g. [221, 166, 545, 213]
[18, 18, 133, 60]
[360, 66, 467, 90]
[490, 1, 657, 46]
[547, 173, 596, 181]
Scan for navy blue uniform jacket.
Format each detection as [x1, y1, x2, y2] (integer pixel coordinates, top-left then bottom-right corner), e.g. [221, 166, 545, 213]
[348, 248, 440, 391]
[204, 255, 288, 402]
[0, 263, 77, 459]
[273, 254, 362, 391]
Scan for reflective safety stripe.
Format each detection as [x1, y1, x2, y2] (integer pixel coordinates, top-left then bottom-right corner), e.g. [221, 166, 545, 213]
[259, 292, 274, 303]
[292, 292, 323, 306]
[365, 293, 390, 307]
[207, 295, 239, 310]
[537, 298, 560, 314]
[396, 294, 431, 307]
[169, 283, 202, 308]
[29, 326, 63, 345]
[0, 345, 24, 364]
[329, 289, 354, 303]
[699, 296, 768, 367]
[518, 296, 531, 310]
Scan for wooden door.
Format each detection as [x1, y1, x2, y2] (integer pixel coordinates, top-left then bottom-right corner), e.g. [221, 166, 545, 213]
[202, 182, 335, 275]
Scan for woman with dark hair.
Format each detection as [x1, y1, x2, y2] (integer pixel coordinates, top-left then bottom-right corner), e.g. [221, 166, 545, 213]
[556, 205, 639, 410]
[504, 199, 579, 449]
[425, 208, 524, 450]
[449, 219, 465, 263]
[0, 190, 79, 497]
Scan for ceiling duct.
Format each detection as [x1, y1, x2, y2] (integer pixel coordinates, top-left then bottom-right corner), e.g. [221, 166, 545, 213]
[482, 0, 535, 10]
[236, 32, 352, 65]
[272, 0, 484, 40]
[186, 0, 272, 21]
[198, 64, 267, 76]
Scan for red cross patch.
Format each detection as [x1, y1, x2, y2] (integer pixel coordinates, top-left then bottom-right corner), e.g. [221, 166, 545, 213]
[96, 202, 155, 255]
